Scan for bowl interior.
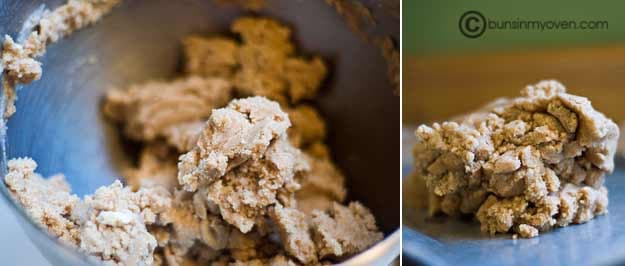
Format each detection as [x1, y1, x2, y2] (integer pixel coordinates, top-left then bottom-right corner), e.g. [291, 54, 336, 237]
[3, 0, 399, 234]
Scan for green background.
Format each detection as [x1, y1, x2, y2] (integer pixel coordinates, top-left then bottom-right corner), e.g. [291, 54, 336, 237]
[403, 0, 625, 56]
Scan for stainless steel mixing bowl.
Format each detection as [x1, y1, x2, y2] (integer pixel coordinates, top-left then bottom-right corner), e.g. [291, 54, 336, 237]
[0, 0, 399, 265]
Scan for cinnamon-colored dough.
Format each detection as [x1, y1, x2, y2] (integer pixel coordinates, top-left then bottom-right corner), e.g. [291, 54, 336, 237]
[269, 205, 317, 264]
[1, 0, 121, 117]
[311, 202, 384, 259]
[103, 76, 232, 145]
[5, 158, 171, 265]
[296, 155, 347, 215]
[3, 11, 383, 265]
[413, 80, 618, 238]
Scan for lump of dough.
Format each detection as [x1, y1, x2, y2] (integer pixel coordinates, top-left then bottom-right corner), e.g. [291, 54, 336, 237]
[231, 17, 327, 104]
[296, 155, 347, 214]
[268, 205, 317, 264]
[177, 96, 291, 192]
[103, 76, 232, 144]
[1, 0, 121, 117]
[4, 157, 172, 265]
[413, 80, 618, 237]
[4, 158, 81, 244]
[182, 36, 239, 78]
[76, 181, 171, 265]
[310, 202, 383, 259]
[204, 137, 308, 233]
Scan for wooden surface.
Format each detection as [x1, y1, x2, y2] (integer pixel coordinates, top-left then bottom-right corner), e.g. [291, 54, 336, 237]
[402, 45, 625, 124]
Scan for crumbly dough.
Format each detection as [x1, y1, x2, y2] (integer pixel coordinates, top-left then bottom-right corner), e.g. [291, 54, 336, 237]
[1, 0, 121, 117]
[5, 14, 383, 265]
[412, 80, 619, 238]
[310, 202, 384, 259]
[181, 18, 327, 106]
[557, 183, 608, 226]
[177, 96, 292, 192]
[113, 95, 379, 264]
[268, 205, 317, 264]
[517, 224, 539, 238]
[76, 180, 171, 266]
[5, 158, 171, 265]
[203, 136, 308, 233]
[182, 36, 239, 79]
[158, 190, 231, 261]
[4, 158, 81, 245]
[177, 97, 308, 233]
[476, 183, 608, 237]
[103, 76, 232, 145]
[296, 155, 347, 215]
